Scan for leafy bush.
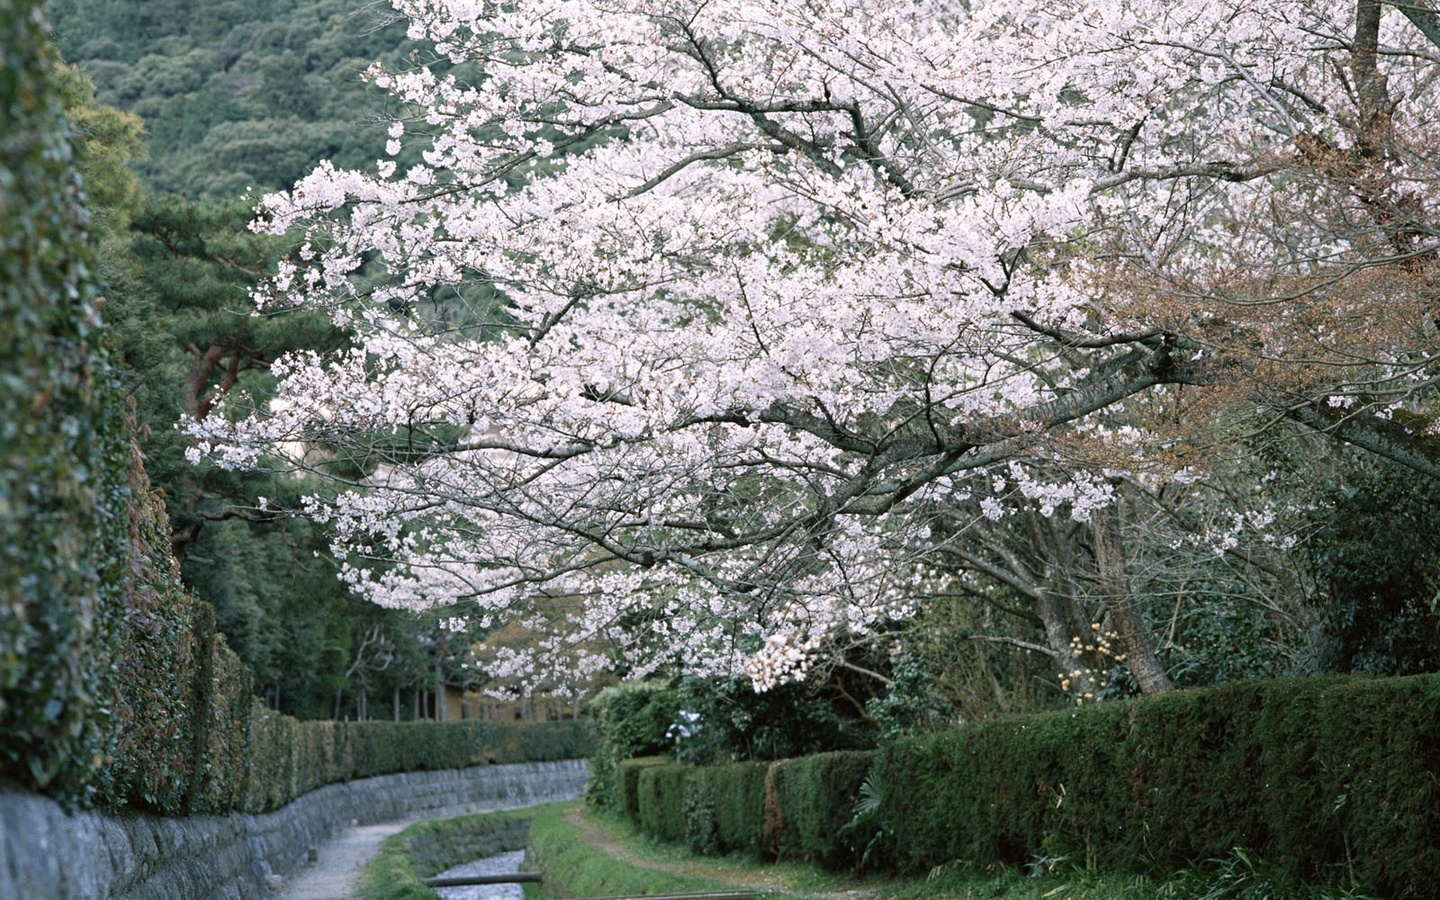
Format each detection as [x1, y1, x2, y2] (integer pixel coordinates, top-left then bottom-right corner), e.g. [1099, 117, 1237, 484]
[585, 681, 680, 810]
[863, 656, 954, 742]
[1305, 461, 1440, 676]
[0, 0, 131, 806]
[673, 675, 875, 763]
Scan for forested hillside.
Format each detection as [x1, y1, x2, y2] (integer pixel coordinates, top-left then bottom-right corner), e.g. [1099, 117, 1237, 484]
[47, 0, 418, 198]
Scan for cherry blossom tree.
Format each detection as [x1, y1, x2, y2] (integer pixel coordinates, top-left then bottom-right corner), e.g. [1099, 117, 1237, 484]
[193, 0, 1440, 693]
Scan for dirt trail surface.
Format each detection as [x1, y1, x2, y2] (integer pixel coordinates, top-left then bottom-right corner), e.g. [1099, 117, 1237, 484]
[562, 807, 880, 900]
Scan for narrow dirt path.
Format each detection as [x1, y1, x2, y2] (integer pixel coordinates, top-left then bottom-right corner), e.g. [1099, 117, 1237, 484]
[562, 806, 881, 900]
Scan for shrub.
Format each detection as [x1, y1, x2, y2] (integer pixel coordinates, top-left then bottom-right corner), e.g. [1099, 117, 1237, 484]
[617, 673, 1440, 898]
[765, 751, 875, 868]
[0, 0, 131, 806]
[636, 763, 692, 844]
[684, 761, 769, 857]
[874, 674, 1440, 898]
[617, 756, 671, 823]
[585, 681, 681, 810]
[673, 675, 875, 763]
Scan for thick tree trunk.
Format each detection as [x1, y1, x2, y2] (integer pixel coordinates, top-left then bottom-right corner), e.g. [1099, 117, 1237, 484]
[1092, 502, 1175, 695]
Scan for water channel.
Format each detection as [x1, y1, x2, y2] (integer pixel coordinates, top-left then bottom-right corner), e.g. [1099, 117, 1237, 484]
[433, 848, 528, 900]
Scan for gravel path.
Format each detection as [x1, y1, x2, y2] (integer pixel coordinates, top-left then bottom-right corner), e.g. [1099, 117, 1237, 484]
[271, 820, 415, 900]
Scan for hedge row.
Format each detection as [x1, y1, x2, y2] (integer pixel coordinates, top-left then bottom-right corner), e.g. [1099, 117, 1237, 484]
[103, 523, 595, 819]
[624, 674, 1440, 899]
[765, 751, 874, 868]
[879, 674, 1440, 898]
[242, 715, 595, 814]
[91, 425, 597, 816]
[1, 0, 132, 806]
[630, 752, 870, 865]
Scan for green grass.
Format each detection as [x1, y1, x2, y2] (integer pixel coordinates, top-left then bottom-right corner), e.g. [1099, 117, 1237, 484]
[527, 803, 798, 898]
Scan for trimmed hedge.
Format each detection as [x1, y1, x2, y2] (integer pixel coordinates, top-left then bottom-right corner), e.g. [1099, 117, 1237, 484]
[765, 751, 874, 867]
[637, 762, 692, 845]
[682, 761, 770, 856]
[1, 0, 131, 806]
[621, 675, 1440, 898]
[617, 756, 672, 823]
[634, 760, 770, 857]
[241, 716, 595, 813]
[876, 674, 1440, 897]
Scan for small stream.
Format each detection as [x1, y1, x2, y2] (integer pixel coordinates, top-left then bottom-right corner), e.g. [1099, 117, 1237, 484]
[433, 849, 528, 900]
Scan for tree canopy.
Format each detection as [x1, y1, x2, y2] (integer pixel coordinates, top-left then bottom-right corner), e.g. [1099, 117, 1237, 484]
[46, 0, 422, 198]
[191, 1, 1440, 696]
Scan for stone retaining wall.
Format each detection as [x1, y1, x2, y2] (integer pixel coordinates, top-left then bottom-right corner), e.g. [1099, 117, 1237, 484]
[0, 758, 589, 899]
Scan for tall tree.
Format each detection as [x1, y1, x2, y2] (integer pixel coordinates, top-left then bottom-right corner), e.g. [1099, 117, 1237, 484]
[195, 1, 1440, 693]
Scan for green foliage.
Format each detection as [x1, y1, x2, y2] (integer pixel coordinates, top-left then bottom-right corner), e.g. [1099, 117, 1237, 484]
[1305, 460, 1440, 676]
[0, 0, 130, 805]
[636, 763, 692, 845]
[873, 674, 1440, 898]
[99, 191, 373, 717]
[616, 756, 671, 823]
[98, 452, 204, 812]
[766, 751, 875, 869]
[863, 655, 954, 741]
[684, 761, 769, 857]
[614, 675, 1440, 898]
[673, 675, 876, 763]
[1163, 594, 1298, 687]
[1156, 848, 1382, 900]
[54, 62, 145, 238]
[632, 760, 770, 858]
[238, 717, 595, 813]
[47, 0, 423, 197]
[585, 681, 681, 810]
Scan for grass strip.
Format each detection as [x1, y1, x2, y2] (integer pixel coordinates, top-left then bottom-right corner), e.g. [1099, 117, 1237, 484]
[525, 802, 792, 898]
